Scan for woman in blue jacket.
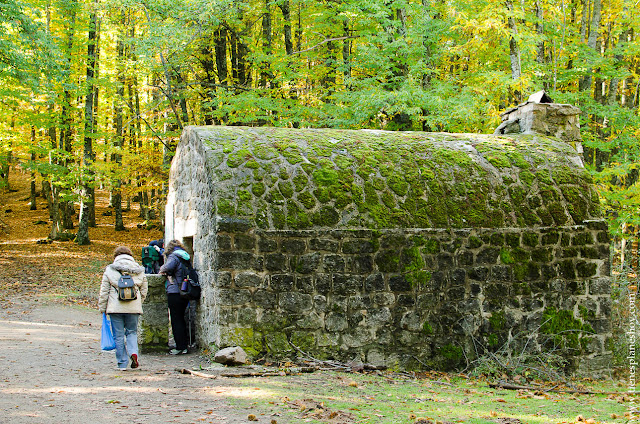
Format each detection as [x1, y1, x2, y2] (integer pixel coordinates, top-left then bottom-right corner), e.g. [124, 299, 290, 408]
[158, 239, 191, 355]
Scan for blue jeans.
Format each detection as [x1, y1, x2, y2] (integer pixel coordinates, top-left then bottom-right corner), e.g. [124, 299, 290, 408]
[109, 313, 139, 368]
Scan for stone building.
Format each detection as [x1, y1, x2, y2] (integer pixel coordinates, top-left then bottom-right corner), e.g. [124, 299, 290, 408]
[163, 103, 611, 374]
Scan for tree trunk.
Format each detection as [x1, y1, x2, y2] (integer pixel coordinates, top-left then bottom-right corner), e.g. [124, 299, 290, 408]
[215, 27, 228, 86]
[0, 124, 10, 190]
[280, 0, 294, 56]
[260, 0, 273, 89]
[506, 0, 522, 103]
[30, 127, 37, 210]
[421, 0, 435, 89]
[535, 0, 544, 64]
[59, 0, 77, 231]
[295, 2, 302, 53]
[113, 15, 126, 232]
[76, 6, 98, 245]
[88, 18, 100, 228]
[342, 22, 351, 83]
[199, 31, 216, 124]
[580, 0, 600, 92]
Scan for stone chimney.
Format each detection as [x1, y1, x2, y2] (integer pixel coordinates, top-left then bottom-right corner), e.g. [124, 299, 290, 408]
[494, 91, 582, 145]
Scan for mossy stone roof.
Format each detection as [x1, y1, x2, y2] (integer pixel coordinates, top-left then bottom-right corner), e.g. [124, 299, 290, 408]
[182, 126, 600, 230]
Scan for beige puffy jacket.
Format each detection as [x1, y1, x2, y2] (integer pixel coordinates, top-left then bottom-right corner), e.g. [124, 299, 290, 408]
[98, 254, 148, 314]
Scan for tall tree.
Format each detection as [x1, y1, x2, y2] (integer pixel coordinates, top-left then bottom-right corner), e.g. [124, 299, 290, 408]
[76, 1, 98, 245]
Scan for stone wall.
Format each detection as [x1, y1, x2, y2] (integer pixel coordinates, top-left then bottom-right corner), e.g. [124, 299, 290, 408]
[210, 219, 611, 373]
[140, 275, 169, 353]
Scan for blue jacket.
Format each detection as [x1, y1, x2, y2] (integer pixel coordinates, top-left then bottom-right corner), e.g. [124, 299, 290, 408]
[159, 248, 191, 294]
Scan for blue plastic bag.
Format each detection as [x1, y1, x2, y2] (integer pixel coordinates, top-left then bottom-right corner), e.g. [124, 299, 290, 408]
[101, 313, 116, 351]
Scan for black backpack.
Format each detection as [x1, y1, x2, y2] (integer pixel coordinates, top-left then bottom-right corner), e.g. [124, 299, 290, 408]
[179, 259, 201, 300]
[117, 273, 137, 301]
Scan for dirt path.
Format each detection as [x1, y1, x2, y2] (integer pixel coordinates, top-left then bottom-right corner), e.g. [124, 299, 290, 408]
[0, 299, 283, 424]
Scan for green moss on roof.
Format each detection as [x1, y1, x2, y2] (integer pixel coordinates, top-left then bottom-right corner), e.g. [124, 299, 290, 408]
[185, 126, 601, 230]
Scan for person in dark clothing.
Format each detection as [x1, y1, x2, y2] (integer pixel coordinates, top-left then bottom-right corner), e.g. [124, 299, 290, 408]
[142, 239, 165, 274]
[158, 239, 191, 355]
[149, 239, 165, 265]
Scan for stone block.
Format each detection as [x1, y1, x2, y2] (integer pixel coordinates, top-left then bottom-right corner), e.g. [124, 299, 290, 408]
[310, 238, 339, 252]
[234, 234, 256, 250]
[558, 260, 576, 279]
[451, 268, 466, 285]
[373, 292, 395, 306]
[218, 251, 262, 270]
[296, 312, 323, 330]
[238, 307, 257, 325]
[333, 274, 364, 295]
[235, 271, 263, 288]
[296, 275, 314, 293]
[343, 240, 375, 254]
[271, 274, 295, 291]
[576, 261, 597, 278]
[491, 265, 512, 281]
[324, 254, 346, 272]
[219, 289, 251, 306]
[389, 275, 411, 292]
[325, 313, 348, 332]
[597, 231, 610, 244]
[258, 237, 278, 252]
[447, 286, 465, 300]
[365, 273, 385, 292]
[343, 329, 373, 348]
[348, 255, 374, 273]
[217, 217, 252, 233]
[290, 331, 317, 351]
[315, 274, 332, 293]
[253, 289, 276, 309]
[588, 278, 610, 295]
[214, 272, 233, 288]
[279, 292, 313, 312]
[265, 253, 288, 271]
[374, 250, 400, 272]
[282, 239, 307, 254]
[571, 232, 593, 246]
[456, 251, 474, 267]
[291, 252, 321, 274]
[469, 266, 489, 281]
[216, 234, 232, 250]
[313, 295, 327, 312]
[437, 253, 453, 269]
[266, 332, 291, 354]
[348, 295, 370, 310]
[401, 311, 422, 331]
[477, 247, 500, 264]
[584, 219, 608, 231]
[368, 307, 392, 325]
[397, 294, 415, 307]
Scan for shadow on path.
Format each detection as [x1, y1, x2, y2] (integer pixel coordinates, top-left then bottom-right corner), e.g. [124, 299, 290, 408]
[0, 300, 274, 424]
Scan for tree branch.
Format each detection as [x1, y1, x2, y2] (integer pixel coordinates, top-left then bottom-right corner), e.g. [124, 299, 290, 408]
[292, 35, 358, 55]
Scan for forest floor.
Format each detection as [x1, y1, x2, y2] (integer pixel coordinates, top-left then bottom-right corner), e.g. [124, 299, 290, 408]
[0, 171, 633, 424]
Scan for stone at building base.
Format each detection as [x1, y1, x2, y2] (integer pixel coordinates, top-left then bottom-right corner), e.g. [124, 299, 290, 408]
[140, 275, 169, 353]
[214, 346, 249, 365]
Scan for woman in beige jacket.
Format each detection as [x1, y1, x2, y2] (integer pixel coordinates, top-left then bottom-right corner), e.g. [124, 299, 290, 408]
[98, 246, 148, 370]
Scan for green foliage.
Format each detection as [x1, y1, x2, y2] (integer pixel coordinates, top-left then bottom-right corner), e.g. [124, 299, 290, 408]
[0, 0, 638, 243]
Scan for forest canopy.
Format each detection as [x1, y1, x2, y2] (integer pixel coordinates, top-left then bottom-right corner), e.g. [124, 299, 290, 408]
[0, 0, 638, 245]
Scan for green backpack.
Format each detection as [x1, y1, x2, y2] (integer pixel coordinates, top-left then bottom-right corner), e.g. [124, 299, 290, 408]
[141, 246, 160, 274]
